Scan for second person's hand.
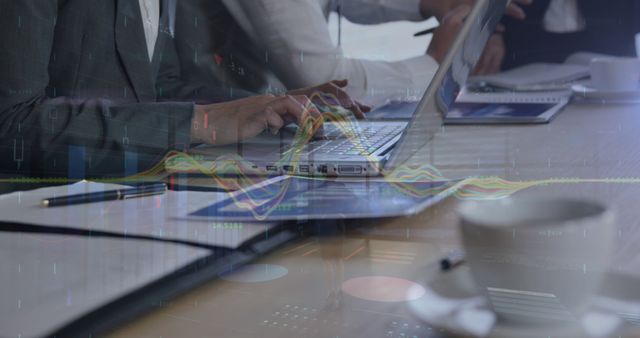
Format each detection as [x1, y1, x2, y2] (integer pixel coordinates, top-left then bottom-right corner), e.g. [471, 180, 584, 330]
[473, 33, 505, 75]
[427, 5, 471, 64]
[421, 0, 532, 21]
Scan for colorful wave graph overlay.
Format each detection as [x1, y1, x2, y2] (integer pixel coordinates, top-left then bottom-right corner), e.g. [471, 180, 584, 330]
[156, 150, 640, 220]
[2, 92, 639, 220]
[139, 90, 640, 219]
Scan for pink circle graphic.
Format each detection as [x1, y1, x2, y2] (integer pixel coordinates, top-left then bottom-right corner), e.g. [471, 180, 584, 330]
[342, 276, 426, 302]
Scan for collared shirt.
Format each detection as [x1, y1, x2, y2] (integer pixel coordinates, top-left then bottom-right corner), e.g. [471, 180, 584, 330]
[138, 0, 160, 61]
[222, 0, 437, 106]
[543, 0, 586, 33]
[336, 0, 587, 35]
[330, 0, 423, 23]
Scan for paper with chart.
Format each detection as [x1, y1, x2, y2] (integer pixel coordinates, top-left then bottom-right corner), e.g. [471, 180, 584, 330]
[187, 176, 463, 221]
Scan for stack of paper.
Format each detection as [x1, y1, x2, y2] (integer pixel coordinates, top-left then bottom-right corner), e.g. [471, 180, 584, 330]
[0, 232, 210, 337]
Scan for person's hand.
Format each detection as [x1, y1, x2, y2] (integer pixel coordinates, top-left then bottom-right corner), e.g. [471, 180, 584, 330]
[287, 80, 371, 119]
[504, 0, 532, 20]
[427, 5, 471, 64]
[473, 33, 505, 75]
[421, 0, 532, 21]
[191, 95, 323, 145]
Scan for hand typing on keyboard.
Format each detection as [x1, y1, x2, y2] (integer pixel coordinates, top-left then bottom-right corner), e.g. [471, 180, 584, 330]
[288, 80, 371, 119]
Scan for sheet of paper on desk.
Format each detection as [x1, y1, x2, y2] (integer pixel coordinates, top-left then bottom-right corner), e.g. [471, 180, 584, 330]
[186, 176, 462, 221]
[467, 52, 611, 91]
[0, 181, 277, 249]
[0, 231, 210, 338]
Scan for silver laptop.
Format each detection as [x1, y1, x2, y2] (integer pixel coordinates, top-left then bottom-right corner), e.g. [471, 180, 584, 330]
[190, 0, 508, 177]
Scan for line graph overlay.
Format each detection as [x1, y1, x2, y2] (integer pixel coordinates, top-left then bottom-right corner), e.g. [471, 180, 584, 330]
[2, 92, 639, 220]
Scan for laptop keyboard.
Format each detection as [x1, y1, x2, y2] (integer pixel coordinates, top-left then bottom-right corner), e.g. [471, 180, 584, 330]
[305, 124, 405, 156]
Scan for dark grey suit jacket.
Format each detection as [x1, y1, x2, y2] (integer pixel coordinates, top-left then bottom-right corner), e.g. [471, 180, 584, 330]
[0, 0, 247, 178]
[174, 0, 287, 96]
[502, 0, 640, 69]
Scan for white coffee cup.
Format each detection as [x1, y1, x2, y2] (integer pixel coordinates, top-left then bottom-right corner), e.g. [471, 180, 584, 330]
[458, 198, 615, 326]
[590, 57, 640, 92]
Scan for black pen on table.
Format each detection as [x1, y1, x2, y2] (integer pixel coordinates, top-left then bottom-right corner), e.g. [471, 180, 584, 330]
[440, 250, 465, 271]
[414, 27, 437, 37]
[41, 183, 167, 207]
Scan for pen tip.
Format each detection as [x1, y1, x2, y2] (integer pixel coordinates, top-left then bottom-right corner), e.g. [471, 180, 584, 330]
[41, 200, 49, 207]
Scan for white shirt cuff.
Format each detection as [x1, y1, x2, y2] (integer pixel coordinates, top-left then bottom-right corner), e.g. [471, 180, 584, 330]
[356, 54, 439, 106]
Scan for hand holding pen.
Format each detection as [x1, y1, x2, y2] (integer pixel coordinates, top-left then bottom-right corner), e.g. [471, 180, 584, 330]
[414, 0, 531, 37]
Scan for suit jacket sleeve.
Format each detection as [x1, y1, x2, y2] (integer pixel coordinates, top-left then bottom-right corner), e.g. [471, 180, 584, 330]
[0, 0, 195, 178]
[155, 13, 255, 104]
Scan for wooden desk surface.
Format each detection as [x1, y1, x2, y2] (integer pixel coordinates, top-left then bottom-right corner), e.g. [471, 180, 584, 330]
[109, 101, 640, 337]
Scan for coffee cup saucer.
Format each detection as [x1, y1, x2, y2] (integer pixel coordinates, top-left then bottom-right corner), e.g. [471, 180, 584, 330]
[407, 266, 640, 338]
[572, 83, 640, 102]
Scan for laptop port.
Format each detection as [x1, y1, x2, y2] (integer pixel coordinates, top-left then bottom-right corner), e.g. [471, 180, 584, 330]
[299, 165, 310, 173]
[283, 165, 294, 172]
[338, 165, 362, 174]
[317, 165, 328, 174]
[266, 165, 278, 172]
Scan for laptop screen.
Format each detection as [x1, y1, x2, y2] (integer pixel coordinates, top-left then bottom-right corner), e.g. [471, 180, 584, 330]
[384, 0, 509, 173]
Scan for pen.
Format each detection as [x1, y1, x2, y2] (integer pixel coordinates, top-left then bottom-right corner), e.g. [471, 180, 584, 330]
[414, 27, 437, 37]
[440, 250, 466, 271]
[41, 183, 167, 207]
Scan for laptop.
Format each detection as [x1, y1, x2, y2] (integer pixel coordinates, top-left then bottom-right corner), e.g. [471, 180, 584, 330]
[185, 0, 509, 177]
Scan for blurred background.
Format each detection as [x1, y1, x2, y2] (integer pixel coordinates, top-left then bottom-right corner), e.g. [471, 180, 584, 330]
[328, 14, 438, 62]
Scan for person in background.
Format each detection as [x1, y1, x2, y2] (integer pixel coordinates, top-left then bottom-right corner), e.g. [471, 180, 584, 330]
[174, 0, 530, 107]
[0, 0, 364, 179]
[501, 0, 640, 69]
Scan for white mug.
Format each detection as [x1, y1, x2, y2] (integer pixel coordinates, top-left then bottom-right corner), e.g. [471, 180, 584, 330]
[458, 198, 615, 326]
[590, 57, 640, 92]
